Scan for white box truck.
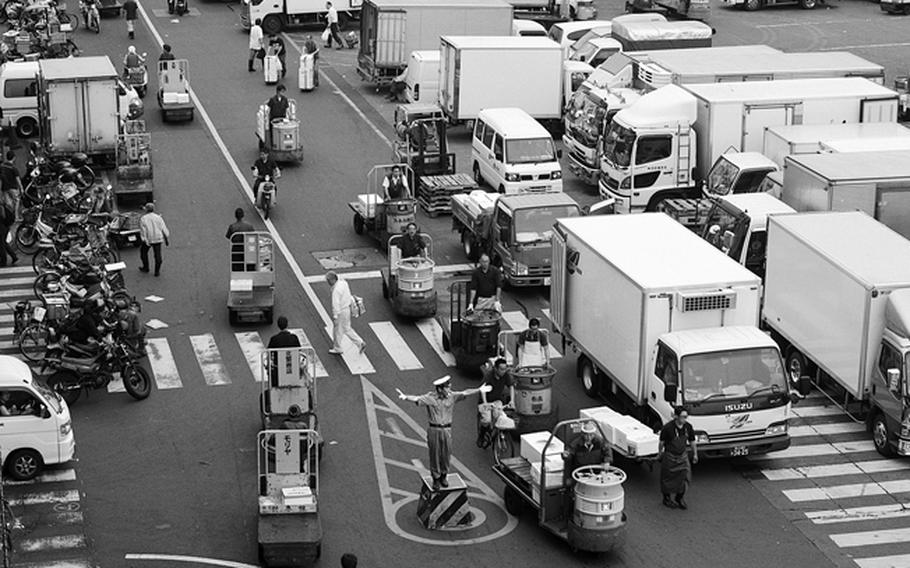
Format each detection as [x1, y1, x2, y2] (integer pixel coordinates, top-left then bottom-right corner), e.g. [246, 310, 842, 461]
[240, 0, 361, 34]
[439, 36, 563, 123]
[763, 122, 910, 167]
[357, 0, 513, 85]
[550, 214, 793, 458]
[762, 212, 910, 456]
[599, 77, 900, 214]
[38, 56, 122, 162]
[781, 150, 910, 239]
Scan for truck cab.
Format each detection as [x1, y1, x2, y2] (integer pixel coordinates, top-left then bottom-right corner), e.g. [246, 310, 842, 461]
[700, 193, 795, 279]
[702, 152, 779, 200]
[870, 291, 910, 457]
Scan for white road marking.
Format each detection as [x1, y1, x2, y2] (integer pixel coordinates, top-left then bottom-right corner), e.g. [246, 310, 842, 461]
[324, 323, 375, 375]
[789, 422, 865, 438]
[820, 42, 910, 51]
[0, 276, 35, 287]
[415, 318, 456, 367]
[8, 489, 80, 506]
[0, 314, 12, 323]
[855, 555, 910, 568]
[0, 266, 35, 275]
[124, 554, 260, 568]
[791, 405, 845, 418]
[0, 326, 12, 336]
[5, 468, 76, 485]
[147, 338, 183, 389]
[19, 535, 85, 552]
[499, 310, 561, 360]
[190, 334, 231, 386]
[807, 502, 910, 524]
[755, 18, 874, 28]
[831, 526, 910, 548]
[235, 332, 266, 382]
[16, 559, 94, 568]
[0, 289, 29, 298]
[369, 321, 422, 371]
[289, 329, 328, 378]
[301, 263, 475, 282]
[762, 459, 910, 481]
[784, 479, 910, 503]
[748, 440, 875, 460]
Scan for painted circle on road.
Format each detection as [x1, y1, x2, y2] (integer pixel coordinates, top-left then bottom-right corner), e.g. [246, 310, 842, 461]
[388, 493, 517, 546]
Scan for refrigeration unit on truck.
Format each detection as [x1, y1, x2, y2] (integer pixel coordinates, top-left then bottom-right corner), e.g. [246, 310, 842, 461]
[763, 122, 910, 167]
[781, 150, 910, 239]
[357, 0, 513, 85]
[240, 0, 361, 34]
[439, 36, 563, 124]
[762, 211, 910, 456]
[598, 77, 899, 214]
[452, 190, 580, 286]
[38, 56, 122, 162]
[550, 213, 793, 458]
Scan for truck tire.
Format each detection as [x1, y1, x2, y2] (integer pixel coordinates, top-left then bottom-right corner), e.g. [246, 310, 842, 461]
[744, 0, 761, 9]
[261, 14, 283, 35]
[580, 357, 601, 398]
[503, 486, 525, 516]
[872, 413, 895, 457]
[353, 213, 365, 235]
[16, 117, 37, 138]
[799, 0, 816, 7]
[785, 349, 810, 384]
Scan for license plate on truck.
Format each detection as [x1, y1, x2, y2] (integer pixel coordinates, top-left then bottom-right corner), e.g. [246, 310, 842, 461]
[543, 277, 551, 286]
[730, 446, 749, 457]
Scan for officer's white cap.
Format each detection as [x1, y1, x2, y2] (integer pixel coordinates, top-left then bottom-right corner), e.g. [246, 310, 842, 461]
[433, 375, 451, 387]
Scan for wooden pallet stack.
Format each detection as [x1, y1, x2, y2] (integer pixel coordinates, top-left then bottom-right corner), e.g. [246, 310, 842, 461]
[416, 173, 478, 218]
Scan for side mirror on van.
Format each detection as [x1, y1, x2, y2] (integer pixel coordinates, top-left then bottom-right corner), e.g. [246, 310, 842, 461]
[663, 383, 678, 403]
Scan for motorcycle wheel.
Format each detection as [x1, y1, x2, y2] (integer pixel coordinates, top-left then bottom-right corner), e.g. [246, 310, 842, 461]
[60, 11, 78, 30]
[18, 324, 48, 362]
[33, 272, 62, 298]
[47, 370, 81, 406]
[15, 224, 38, 254]
[122, 365, 151, 400]
[32, 248, 60, 275]
[73, 166, 94, 190]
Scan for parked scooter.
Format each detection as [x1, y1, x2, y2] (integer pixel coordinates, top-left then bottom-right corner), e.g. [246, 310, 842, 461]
[79, 0, 99, 32]
[167, 0, 187, 15]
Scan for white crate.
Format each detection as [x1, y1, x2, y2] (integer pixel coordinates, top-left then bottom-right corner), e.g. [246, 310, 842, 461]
[357, 194, 383, 217]
[520, 431, 564, 464]
[580, 406, 624, 446]
[625, 429, 660, 457]
[530, 457, 565, 489]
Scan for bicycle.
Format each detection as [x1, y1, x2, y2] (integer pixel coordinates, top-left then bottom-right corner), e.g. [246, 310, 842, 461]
[476, 398, 516, 464]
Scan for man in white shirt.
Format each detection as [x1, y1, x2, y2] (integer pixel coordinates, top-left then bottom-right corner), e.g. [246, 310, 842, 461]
[326, 271, 366, 355]
[248, 18, 264, 72]
[324, 2, 344, 50]
[139, 202, 170, 277]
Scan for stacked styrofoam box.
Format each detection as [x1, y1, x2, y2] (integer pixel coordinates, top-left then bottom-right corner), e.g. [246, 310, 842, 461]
[520, 431, 565, 465]
[357, 194, 383, 217]
[580, 406, 625, 446]
[579, 406, 660, 457]
[626, 427, 660, 457]
[529, 454, 565, 489]
[175, 93, 190, 104]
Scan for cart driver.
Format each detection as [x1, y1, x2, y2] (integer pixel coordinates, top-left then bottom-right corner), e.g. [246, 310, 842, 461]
[467, 254, 503, 314]
[252, 149, 280, 206]
[123, 46, 145, 76]
[397, 222, 426, 258]
[382, 165, 410, 200]
[516, 317, 549, 368]
[562, 421, 613, 518]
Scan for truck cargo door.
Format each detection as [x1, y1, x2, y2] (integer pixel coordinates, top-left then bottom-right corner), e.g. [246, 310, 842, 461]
[375, 10, 405, 67]
[45, 82, 81, 154]
[84, 80, 118, 154]
[831, 182, 876, 218]
[876, 186, 910, 239]
[549, 228, 567, 332]
[861, 97, 898, 123]
[440, 43, 457, 115]
[742, 105, 794, 153]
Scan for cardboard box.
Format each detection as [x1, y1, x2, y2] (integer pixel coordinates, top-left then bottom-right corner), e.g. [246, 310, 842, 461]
[520, 432, 564, 465]
[530, 458, 565, 489]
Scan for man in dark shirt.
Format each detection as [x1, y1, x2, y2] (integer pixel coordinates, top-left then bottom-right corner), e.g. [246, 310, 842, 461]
[659, 406, 698, 509]
[123, 0, 138, 39]
[267, 316, 301, 348]
[267, 84, 290, 122]
[159, 44, 176, 61]
[225, 208, 254, 239]
[481, 357, 514, 405]
[397, 223, 426, 258]
[562, 421, 612, 517]
[252, 150, 280, 202]
[468, 253, 502, 312]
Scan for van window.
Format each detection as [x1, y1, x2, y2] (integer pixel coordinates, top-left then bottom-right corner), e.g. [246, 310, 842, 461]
[4, 78, 37, 98]
[505, 137, 555, 165]
[635, 136, 672, 165]
[0, 388, 42, 417]
[654, 343, 678, 386]
[473, 120, 486, 143]
[493, 135, 503, 161]
[567, 29, 590, 42]
[482, 124, 495, 148]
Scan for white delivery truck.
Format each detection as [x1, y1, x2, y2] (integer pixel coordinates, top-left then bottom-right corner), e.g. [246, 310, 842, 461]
[357, 0, 513, 86]
[599, 77, 899, 214]
[240, 0, 360, 34]
[609, 19, 712, 52]
[781, 150, 910, 239]
[762, 212, 910, 456]
[763, 122, 910, 167]
[403, 50, 440, 104]
[439, 36, 563, 124]
[550, 214, 793, 458]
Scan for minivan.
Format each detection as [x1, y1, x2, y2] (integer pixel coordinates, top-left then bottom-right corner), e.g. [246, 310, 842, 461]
[472, 107, 563, 194]
[0, 356, 75, 481]
[404, 50, 440, 104]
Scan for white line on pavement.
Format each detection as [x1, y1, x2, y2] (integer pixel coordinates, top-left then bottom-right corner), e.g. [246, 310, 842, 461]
[16, 560, 94, 568]
[748, 440, 875, 460]
[190, 334, 231, 386]
[784, 479, 910, 503]
[369, 321, 422, 371]
[0, 266, 34, 276]
[235, 332, 266, 382]
[791, 405, 845, 418]
[807, 502, 910, 525]
[831, 526, 910, 548]
[18, 534, 85, 552]
[289, 329, 328, 378]
[855, 555, 910, 568]
[762, 459, 910, 481]
[414, 318, 456, 367]
[8, 490, 79, 507]
[323, 323, 375, 375]
[0, 276, 35, 287]
[820, 42, 910, 51]
[147, 337, 183, 390]
[124, 554, 260, 568]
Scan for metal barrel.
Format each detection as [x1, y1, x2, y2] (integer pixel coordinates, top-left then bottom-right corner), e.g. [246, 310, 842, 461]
[460, 309, 500, 355]
[385, 199, 416, 234]
[396, 257, 435, 292]
[572, 466, 626, 530]
[271, 120, 299, 151]
[512, 365, 556, 417]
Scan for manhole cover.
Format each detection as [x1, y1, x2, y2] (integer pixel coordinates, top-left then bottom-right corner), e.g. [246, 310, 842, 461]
[312, 247, 386, 270]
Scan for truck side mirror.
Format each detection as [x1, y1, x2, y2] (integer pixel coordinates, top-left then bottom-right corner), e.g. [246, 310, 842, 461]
[40, 404, 49, 419]
[663, 383, 678, 403]
[888, 368, 901, 392]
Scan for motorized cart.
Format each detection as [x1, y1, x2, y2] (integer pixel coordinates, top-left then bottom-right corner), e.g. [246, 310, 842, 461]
[229, 231, 275, 325]
[257, 429, 322, 567]
[391, 103, 477, 217]
[439, 280, 501, 373]
[260, 346, 318, 430]
[114, 120, 153, 205]
[381, 233, 437, 318]
[493, 330, 559, 434]
[256, 99, 303, 163]
[493, 419, 627, 553]
[349, 164, 417, 245]
[157, 59, 194, 122]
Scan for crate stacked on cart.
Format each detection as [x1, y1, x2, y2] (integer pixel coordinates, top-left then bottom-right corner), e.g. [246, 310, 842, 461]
[416, 173, 478, 217]
[658, 197, 712, 230]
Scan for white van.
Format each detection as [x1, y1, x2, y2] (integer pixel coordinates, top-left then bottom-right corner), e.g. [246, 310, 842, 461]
[404, 50, 440, 104]
[0, 61, 143, 137]
[0, 356, 75, 481]
[471, 107, 563, 194]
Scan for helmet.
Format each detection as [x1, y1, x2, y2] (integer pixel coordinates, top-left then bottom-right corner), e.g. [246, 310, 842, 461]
[69, 152, 88, 168]
[58, 167, 79, 183]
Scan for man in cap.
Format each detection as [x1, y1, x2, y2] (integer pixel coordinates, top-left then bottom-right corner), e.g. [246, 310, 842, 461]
[138, 202, 170, 277]
[398, 377, 491, 491]
[561, 421, 612, 518]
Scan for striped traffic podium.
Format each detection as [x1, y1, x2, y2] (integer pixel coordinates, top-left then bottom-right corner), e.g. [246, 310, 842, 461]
[417, 474, 473, 530]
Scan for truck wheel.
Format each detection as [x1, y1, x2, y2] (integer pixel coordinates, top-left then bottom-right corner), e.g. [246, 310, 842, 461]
[473, 162, 484, 188]
[580, 357, 600, 398]
[353, 213, 365, 235]
[6, 449, 42, 481]
[462, 231, 479, 262]
[744, 0, 760, 9]
[16, 117, 37, 138]
[498, 185, 505, 195]
[872, 413, 895, 457]
[503, 486, 525, 516]
[799, 0, 816, 8]
[785, 349, 810, 384]
[261, 14, 283, 35]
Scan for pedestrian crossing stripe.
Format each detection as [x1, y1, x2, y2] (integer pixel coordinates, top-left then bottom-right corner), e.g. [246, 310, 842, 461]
[761, 458, 910, 481]
[147, 337, 183, 389]
[747, 439, 875, 460]
[856, 556, 910, 568]
[324, 322, 375, 375]
[831, 527, 910, 548]
[414, 318, 455, 367]
[190, 333, 231, 386]
[369, 321, 422, 371]
[19, 534, 85, 553]
[289, 329, 328, 378]
[235, 331, 266, 382]
[806, 502, 910, 524]
[784, 479, 910, 503]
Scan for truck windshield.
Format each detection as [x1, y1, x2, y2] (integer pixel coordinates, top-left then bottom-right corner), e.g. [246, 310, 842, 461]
[681, 348, 787, 404]
[602, 122, 635, 168]
[701, 203, 747, 261]
[566, 91, 607, 146]
[33, 381, 62, 413]
[505, 138, 556, 165]
[705, 157, 739, 196]
[514, 205, 580, 243]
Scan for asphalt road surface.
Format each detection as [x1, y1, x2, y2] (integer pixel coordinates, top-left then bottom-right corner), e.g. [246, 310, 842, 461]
[0, 0, 909, 566]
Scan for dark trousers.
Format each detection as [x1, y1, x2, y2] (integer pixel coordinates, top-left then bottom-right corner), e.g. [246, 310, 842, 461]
[0, 224, 7, 266]
[326, 23, 343, 47]
[140, 242, 163, 274]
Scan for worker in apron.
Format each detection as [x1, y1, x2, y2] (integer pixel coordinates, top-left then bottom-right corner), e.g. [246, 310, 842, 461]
[659, 406, 698, 510]
[516, 317, 548, 368]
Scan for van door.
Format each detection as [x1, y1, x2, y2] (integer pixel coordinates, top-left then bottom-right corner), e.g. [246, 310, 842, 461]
[493, 204, 512, 262]
[1, 76, 39, 127]
[876, 186, 910, 239]
[742, 105, 794, 153]
[440, 45, 457, 115]
[472, 120, 487, 182]
[0, 388, 57, 466]
[491, 134, 505, 189]
[84, 79, 118, 154]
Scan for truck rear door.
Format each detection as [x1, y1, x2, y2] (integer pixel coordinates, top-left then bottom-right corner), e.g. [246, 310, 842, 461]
[742, 105, 796, 153]
[375, 10, 405, 67]
[43, 81, 82, 154]
[440, 43, 457, 116]
[861, 98, 898, 123]
[549, 227, 567, 331]
[84, 79, 118, 154]
[876, 185, 910, 239]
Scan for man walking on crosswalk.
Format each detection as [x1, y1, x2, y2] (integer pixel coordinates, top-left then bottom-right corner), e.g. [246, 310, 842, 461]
[326, 271, 366, 355]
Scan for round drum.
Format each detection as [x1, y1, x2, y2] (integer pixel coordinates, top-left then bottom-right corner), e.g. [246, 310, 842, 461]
[385, 199, 416, 234]
[2, 30, 16, 49]
[512, 365, 556, 416]
[460, 309, 500, 356]
[573, 466, 626, 530]
[271, 120, 299, 151]
[396, 257, 435, 293]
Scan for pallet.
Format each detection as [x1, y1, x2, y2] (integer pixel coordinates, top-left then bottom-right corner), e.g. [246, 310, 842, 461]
[417, 173, 478, 217]
[659, 198, 712, 229]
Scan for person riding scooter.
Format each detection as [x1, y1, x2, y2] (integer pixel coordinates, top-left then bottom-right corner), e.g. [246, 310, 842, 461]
[251, 149, 280, 208]
[123, 46, 146, 80]
[61, 298, 109, 352]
